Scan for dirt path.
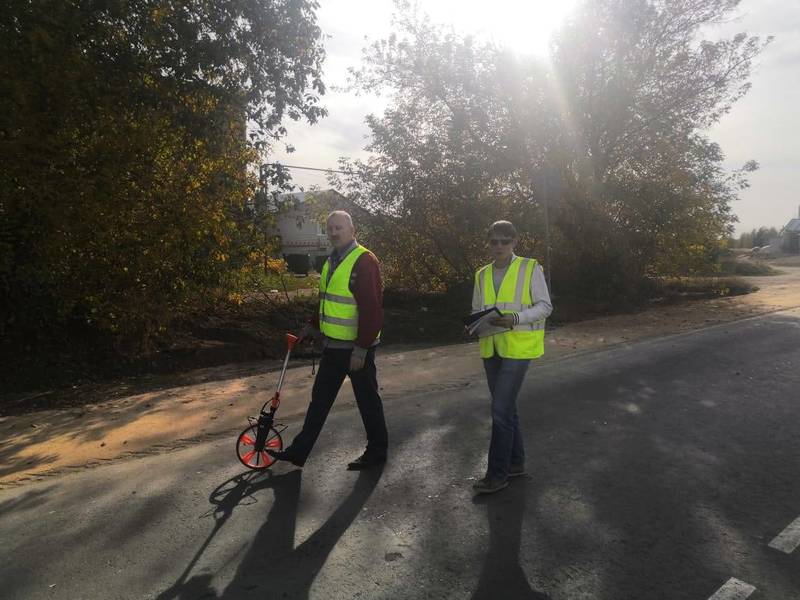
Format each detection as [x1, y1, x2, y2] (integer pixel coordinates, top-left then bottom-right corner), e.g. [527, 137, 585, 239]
[2, 264, 799, 488]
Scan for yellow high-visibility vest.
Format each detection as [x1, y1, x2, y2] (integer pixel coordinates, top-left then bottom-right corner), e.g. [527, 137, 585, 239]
[476, 256, 545, 359]
[319, 244, 380, 342]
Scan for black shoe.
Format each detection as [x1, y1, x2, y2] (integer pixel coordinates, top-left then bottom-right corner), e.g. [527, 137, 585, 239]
[347, 451, 386, 470]
[508, 464, 527, 478]
[472, 477, 509, 494]
[266, 448, 305, 467]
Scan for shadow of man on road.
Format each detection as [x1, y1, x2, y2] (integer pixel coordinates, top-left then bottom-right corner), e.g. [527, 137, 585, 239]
[157, 465, 383, 600]
[221, 466, 383, 598]
[472, 482, 551, 600]
[156, 468, 295, 600]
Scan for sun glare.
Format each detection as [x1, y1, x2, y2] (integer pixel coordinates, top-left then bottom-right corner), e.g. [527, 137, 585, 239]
[423, 0, 579, 57]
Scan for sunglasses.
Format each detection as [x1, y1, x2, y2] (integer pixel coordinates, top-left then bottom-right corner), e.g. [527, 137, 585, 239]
[489, 238, 513, 246]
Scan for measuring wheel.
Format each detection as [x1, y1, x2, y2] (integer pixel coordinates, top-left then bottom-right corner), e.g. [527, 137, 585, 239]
[235, 332, 300, 470]
[235, 425, 283, 470]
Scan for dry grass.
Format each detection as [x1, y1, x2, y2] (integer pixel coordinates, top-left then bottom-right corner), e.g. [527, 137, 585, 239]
[657, 276, 756, 299]
[767, 255, 800, 267]
[718, 258, 781, 276]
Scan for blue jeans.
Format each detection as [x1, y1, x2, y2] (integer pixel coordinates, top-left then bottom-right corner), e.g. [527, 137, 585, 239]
[483, 355, 530, 481]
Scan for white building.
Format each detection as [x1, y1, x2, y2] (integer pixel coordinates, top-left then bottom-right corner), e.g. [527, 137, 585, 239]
[779, 208, 800, 254]
[270, 190, 347, 272]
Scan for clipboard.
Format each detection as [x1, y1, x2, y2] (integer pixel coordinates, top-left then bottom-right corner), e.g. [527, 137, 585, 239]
[462, 307, 510, 337]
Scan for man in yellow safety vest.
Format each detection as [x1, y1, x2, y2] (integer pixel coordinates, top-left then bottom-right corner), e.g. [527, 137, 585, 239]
[471, 220, 552, 494]
[268, 211, 388, 470]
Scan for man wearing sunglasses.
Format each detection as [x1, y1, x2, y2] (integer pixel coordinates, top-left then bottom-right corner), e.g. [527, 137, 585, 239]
[471, 220, 552, 494]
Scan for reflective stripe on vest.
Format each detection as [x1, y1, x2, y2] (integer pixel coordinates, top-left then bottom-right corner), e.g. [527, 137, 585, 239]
[318, 244, 381, 342]
[476, 256, 545, 359]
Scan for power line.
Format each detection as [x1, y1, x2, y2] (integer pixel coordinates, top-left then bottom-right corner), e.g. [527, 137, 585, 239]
[263, 162, 353, 175]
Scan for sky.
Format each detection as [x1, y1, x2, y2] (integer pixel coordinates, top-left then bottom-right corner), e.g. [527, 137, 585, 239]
[271, 0, 800, 235]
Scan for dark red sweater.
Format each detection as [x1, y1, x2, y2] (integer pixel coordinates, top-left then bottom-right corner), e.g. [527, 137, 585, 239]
[312, 248, 384, 348]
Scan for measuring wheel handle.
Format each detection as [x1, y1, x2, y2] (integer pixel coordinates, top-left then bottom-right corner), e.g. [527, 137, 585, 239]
[234, 331, 300, 470]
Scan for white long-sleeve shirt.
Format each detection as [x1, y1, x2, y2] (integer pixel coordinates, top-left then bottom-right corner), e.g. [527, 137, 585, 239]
[471, 255, 553, 324]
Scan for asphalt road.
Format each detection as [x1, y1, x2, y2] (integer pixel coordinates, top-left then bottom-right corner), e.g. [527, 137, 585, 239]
[2, 309, 800, 600]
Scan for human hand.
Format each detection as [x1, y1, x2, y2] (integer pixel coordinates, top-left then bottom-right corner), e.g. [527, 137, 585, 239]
[349, 352, 366, 372]
[298, 324, 320, 345]
[489, 314, 516, 328]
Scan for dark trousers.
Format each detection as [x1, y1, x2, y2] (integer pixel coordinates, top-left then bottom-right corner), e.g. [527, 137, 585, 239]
[483, 355, 530, 480]
[289, 347, 388, 461]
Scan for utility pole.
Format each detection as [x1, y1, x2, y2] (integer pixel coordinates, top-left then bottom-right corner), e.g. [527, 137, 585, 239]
[543, 170, 552, 295]
[534, 167, 553, 296]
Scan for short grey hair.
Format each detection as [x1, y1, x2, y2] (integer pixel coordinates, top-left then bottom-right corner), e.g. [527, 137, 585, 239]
[326, 210, 354, 228]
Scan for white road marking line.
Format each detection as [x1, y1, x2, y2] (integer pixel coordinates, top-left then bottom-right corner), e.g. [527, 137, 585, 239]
[708, 578, 756, 600]
[768, 516, 800, 554]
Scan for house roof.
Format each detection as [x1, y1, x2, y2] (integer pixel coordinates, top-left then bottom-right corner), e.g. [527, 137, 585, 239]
[277, 189, 344, 204]
[268, 189, 349, 212]
[784, 218, 800, 233]
[273, 189, 370, 219]
[277, 191, 311, 203]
